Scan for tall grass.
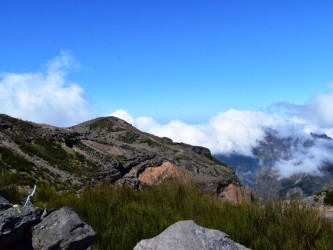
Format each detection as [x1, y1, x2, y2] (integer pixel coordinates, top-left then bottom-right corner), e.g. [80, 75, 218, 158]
[35, 182, 333, 250]
[0, 172, 21, 203]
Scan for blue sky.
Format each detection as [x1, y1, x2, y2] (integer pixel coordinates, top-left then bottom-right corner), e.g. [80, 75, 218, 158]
[1, 1, 333, 122]
[1, 1, 333, 163]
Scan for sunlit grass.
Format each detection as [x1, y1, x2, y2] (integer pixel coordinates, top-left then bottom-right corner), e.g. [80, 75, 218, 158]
[33, 182, 333, 250]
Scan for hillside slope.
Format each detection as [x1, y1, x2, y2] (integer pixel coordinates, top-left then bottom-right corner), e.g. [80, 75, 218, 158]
[0, 114, 249, 202]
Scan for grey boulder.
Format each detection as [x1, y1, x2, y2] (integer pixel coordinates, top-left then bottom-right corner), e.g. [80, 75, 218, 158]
[32, 206, 96, 250]
[134, 220, 250, 250]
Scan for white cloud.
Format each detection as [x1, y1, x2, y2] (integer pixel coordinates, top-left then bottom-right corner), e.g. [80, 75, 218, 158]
[271, 85, 333, 130]
[135, 116, 158, 131]
[207, 109, 281, 155]
[275, 138, 333, 178]
[148, 120, 207, 148]
[0, 51, 95, 126]
[110, 108, 281, 156]
[109, 109, 135, 125]
[310, 85, 333, 127]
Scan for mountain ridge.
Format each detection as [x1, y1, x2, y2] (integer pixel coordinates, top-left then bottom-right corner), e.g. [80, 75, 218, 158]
[0, 114, 250, 203]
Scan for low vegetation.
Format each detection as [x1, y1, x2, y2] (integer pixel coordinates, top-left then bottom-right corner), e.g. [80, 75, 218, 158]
[30, 182, 333, 250]
[324, 189, 333, 206]
[9, 136, 99, 177]
[0, 172, 21, 203]
[88, 118, 125, 132]
[117, 132, 141, 144]
[0, 146, 35, 173]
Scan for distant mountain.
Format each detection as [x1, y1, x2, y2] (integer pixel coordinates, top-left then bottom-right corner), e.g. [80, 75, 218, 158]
[215, 130, 333, 200]
[0, 114, 251, 203]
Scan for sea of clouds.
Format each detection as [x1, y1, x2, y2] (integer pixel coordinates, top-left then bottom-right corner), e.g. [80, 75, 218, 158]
[111, 105, 333, 178]
[1, 52, 333, 178]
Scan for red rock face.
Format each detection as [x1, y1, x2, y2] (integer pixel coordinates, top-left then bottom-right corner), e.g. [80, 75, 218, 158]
[138, 161, 255, 205]
[219, 184, 255, 204]
[138, 161, 192, 185]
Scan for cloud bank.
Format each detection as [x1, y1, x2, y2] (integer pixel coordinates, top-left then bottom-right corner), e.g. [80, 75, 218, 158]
[0, 51, 95, 127]
[110, 109, 281, 156]
[275, 137, 333, 178]
[110, 86, 333, 177]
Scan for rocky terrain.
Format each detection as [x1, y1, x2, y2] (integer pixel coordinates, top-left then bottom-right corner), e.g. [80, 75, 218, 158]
[0, 114, 250, 203]
[0, 196, 96, 250]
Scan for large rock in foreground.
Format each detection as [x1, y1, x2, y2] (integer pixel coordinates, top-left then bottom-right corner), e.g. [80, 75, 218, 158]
[0, 197, 96, 250]
[32, 207, 96, 250]
[134, 220, 250, 250]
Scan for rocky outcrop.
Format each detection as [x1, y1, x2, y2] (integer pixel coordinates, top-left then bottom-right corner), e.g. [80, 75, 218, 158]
[0, 198, 96, 250]
[219, 184, 256, 204]
[137, 161, 255, 204]
[134, 220, 250, 250]
[138, 161, 192, 185]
